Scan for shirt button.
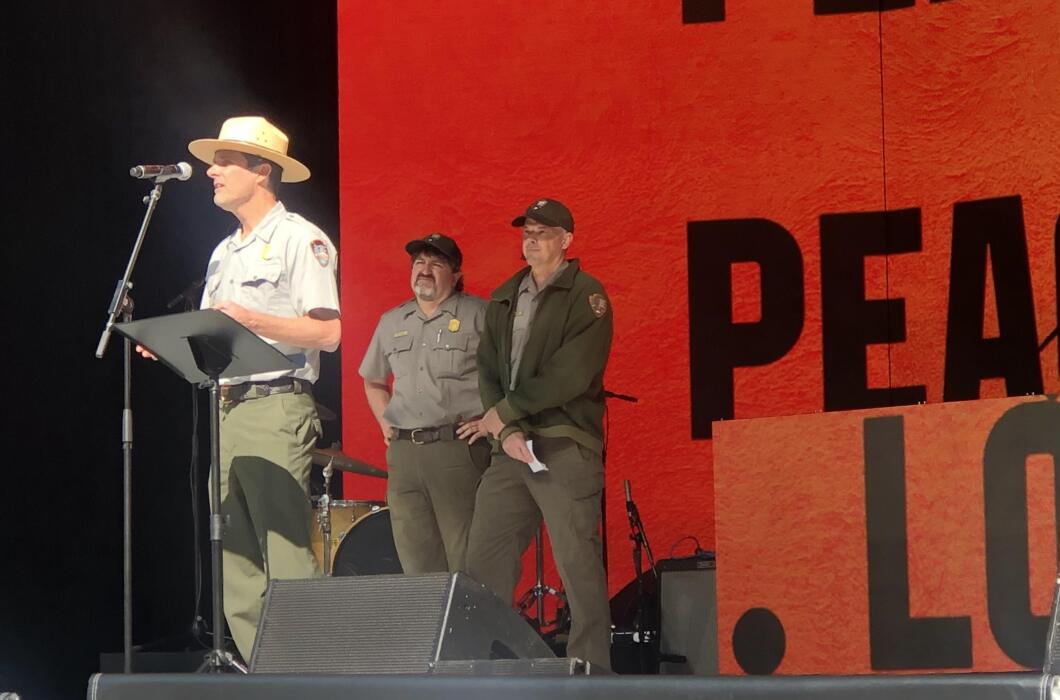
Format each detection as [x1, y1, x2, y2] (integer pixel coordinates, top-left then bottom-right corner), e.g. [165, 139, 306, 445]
[422, 342, 427, 347]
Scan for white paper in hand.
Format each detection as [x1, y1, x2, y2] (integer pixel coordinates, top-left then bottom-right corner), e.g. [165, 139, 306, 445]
[525, 439, 548, 473]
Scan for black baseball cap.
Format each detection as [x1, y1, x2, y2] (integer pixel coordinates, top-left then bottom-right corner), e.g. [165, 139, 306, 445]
[405, 232, 463, 269]
[511, 198, 574, 232]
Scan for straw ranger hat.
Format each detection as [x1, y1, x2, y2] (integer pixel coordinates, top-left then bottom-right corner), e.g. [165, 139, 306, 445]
[188, 116, 311, 183]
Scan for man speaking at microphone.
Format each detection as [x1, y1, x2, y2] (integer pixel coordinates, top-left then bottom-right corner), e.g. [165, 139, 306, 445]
[184, 116, 339, 661]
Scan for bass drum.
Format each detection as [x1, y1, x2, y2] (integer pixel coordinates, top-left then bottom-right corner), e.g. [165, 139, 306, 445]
[331, 507, 404, 576]
[309, 499, 384, 574]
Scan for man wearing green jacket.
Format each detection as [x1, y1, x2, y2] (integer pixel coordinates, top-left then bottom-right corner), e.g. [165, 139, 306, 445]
[469, 198, 613, 670]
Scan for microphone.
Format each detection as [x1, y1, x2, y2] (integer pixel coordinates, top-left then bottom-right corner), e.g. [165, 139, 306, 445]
[129, 162, 193, 182]
[165, 277, 206, 310]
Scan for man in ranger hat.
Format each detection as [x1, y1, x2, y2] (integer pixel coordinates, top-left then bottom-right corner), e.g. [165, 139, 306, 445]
[467, 198, 614, 670]
[186, 115, 340, 661]
[360, 233, 489, 574]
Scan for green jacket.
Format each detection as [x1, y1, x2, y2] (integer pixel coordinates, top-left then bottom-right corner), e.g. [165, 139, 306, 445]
[478, 258, 613, 453]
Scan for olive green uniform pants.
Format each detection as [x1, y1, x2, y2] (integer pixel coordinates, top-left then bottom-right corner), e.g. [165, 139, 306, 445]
[465, 436, 611, 669]
[386, 437, 489, 573]
[216, 391, 321, 661]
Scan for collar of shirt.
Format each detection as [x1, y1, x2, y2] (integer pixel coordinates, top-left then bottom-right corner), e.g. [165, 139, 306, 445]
[402, 292, 462, 322]
[225, 201, 287, 252]
[518, 259, 570, 297]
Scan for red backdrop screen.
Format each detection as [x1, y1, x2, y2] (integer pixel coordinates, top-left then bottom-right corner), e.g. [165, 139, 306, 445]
[337, 0, 1060, 674]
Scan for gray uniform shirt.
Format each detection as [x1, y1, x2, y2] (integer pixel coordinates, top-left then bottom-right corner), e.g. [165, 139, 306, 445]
[509, 260, 570, 390]
[201, 201, 340, 385]
[359, 292, 486, 428]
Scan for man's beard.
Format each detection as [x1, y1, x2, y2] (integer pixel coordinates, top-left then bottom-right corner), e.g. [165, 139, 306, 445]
[414, 279, 437, 300]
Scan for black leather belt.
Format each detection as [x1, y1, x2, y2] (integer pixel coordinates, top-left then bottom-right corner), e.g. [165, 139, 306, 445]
[220, 377, 312, 405]
[393, 424, 459, 444]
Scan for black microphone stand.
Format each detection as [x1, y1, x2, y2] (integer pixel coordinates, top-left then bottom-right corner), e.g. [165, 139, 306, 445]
[95, 179, 168, 673]
[624, 479, 657, 673]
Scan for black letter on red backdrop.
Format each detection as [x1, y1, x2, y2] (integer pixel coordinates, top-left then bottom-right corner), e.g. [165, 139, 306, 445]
[688, 219, 804, 439]
[1055, 214, 1060, 375]
[864, 415, 972, 669]
[942, 196, 1043, 401]
[983, 399, 1057, 667]
[820, 208, 926, 412]
[682, 0, 725, 23]
[814, 0, 914, 14]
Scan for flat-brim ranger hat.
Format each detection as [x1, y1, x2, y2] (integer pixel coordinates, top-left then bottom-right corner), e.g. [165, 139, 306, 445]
[512, 198, 574, 232]
[188, 116, 311, 183]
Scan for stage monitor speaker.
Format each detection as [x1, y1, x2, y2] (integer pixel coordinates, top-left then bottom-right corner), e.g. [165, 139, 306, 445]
[658, 555, 719, 675]
[250, 572, 555, 674]
[1044, 570, 1060, 673]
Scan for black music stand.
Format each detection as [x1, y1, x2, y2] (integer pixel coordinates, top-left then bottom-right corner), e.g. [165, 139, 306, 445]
[114, 309, 297, 673]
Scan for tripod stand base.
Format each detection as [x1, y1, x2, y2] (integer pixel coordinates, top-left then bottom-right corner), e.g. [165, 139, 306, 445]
[197, 649, 248, 674]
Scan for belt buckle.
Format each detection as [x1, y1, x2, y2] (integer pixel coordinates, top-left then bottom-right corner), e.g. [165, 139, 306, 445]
[410, 428, 426, 445]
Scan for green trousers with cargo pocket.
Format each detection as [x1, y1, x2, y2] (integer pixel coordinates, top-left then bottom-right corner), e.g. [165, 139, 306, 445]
[465, 435, 611, 670]
[215, 390, 321, 662]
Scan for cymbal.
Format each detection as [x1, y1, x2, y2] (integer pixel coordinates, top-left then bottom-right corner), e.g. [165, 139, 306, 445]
[311, 448, 388, 479]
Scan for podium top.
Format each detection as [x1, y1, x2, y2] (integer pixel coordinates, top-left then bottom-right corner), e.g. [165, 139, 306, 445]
[114, 309, 297, 384]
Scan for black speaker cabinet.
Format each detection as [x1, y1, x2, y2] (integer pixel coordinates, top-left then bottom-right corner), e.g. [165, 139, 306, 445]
[658, 555, 719, 675]
[250, 572, 555, 674]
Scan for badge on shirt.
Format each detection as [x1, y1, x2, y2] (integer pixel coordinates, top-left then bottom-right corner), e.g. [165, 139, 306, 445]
[393, 330, 409, 338]
[261, 243, 272, 260]
[589, 293, 609, 318]
[310, 239, 330, 267]
[448, 318, 461, 332]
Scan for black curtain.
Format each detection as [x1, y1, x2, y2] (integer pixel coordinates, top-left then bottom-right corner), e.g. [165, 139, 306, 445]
[1, 3, 339, 698]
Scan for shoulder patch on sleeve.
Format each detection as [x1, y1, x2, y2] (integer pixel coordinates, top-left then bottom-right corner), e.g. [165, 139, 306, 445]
[588, 292, 609, 318]
[310, 239, 331, 267]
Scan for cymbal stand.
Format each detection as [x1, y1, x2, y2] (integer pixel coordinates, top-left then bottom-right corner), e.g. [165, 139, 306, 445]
[517, 524, 568, 636]
[318, 458, 335, 575]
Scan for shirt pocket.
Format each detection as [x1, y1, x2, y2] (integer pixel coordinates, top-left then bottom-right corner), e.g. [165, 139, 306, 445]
[432, 330, 476, 379]
[386, 334, 415, 378]
[238, 259, 283, 310]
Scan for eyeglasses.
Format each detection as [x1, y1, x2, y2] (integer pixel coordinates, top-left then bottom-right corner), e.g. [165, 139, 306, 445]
[522, 226, 563, 240]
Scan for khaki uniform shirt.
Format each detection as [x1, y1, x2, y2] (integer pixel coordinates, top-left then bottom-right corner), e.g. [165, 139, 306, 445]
[360, 292, 486, 428]
[201, 202, 340, 385]
[509, 260, 569, 390]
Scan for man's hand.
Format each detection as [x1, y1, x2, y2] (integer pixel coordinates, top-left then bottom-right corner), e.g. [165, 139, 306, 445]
[213, 300, 256, 328]
[135, 345, 158, 361]
[481, 406, 505, 438]
[501, 432, 533, 464]
[456, 418, 489, 444]
[381, 423, 394, 446]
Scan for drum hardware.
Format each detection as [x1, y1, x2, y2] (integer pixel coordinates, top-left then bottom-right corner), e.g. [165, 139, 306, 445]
[517, 525, 570, 641]
[310, 448, 389, 479]
[318, 456, 335, 575]
[310, 447, 387, 575]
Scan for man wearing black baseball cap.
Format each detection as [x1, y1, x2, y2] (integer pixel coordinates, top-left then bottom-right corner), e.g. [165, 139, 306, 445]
[359, 233, 489, 574]
[468, 199, 614, 669]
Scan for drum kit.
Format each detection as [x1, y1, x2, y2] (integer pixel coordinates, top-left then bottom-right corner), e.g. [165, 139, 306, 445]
[308, 447, 402, 577]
